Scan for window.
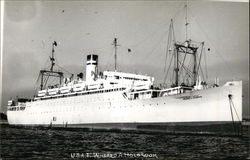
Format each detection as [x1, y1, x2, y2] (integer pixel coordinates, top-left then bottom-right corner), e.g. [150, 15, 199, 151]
[53, 116, 57, 121]
[93, 55, 98, 61]
[114, 75, 120, 79]
[87, 55, 91, 60]
[134, 93, 139, 99]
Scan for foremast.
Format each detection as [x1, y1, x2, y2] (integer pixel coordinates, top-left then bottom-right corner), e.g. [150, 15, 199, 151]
[39, 41, 64, 90]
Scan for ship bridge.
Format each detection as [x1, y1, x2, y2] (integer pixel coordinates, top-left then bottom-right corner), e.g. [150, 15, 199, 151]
[102, 71, 154, 90]
[103, 71, 153, 82]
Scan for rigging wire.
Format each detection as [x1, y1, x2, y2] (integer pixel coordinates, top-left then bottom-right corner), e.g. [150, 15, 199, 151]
[199, 65, 205, 82]
[185, 0, 188, 42]
[33, 56, 50, 93]
[104, 45, 115, 71]
[189, 9, 235, 77]
[164, 19, 177, 73]
[55, 63, 73, 76]
[179, 50, 187, 77]
[230, 98, 241, 122]
[164, 22, 172, 72]
[128, 1, 184, 74]
[172, 1, 188, 22]
[145, 27, 169, 60]
[196, 42, 204, 74]
[33, 40, 75, 92]
[100, 2, 185, 81]
[179, 60, 193, 80]
[33, 72, 41, 95]
[204, 48, 208, 80]
[163, 2, 196, 85]
[131, 1, 184, 50]
[180, 61, 192, 76]
[163, 52, 174, 83]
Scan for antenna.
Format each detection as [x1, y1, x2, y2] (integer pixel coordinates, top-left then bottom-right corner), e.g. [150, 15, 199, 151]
[50, 41, 57, 71]
[185, 1, 189, 42]
[112, 38, 120, 71]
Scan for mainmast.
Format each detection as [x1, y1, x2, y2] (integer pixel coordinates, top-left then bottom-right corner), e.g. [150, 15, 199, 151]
[185, 1, 189, 42]
[174, 42, 198, 86]
[174, 45, 179, 86]
[166, 2, 204, 87]
[112, 38, 120, 71]
[174, 2, 190, 87]
[50, 41, 57, 71]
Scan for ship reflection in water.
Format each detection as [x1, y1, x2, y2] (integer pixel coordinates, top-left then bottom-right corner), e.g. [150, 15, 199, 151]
[0, 124, 249, 160]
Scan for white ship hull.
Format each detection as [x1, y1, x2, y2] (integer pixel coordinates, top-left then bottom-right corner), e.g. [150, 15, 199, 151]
[7, 81, 242, 130]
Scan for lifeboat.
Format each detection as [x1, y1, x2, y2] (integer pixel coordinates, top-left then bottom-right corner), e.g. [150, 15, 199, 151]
[38, 89, 47, 97]
[48, 88, 59, 95]
[60, 86, 71, 94]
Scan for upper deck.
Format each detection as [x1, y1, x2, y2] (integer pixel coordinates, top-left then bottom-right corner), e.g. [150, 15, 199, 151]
[35, 70, 154, 100]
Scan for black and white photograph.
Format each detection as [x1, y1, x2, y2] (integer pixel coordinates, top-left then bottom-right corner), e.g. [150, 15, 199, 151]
[0, 0, 249, 159]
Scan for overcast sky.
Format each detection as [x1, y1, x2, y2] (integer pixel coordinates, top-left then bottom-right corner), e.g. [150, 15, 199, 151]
[0, 1, 249, 117]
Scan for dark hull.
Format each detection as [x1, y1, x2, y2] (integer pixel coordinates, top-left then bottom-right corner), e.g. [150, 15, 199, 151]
[9, 121, 244, 136]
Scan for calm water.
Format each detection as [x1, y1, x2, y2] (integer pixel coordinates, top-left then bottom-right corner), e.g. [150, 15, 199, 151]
[0, 124, 249, 160]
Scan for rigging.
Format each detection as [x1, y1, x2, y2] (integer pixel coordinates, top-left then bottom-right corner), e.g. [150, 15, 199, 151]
[39, 41, 64, 90]
[163, 3, 206, 87]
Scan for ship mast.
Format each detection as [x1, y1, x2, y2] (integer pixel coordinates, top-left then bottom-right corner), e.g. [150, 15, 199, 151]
[185, 1, 188, 42]
[174, 42, 198, 86]
[169, 1, 203, 87]
[174, 2, 189, 87]
[50, 41, 57, 71]
[112, 38, 120, 71]
[39, 41, 64, 90]
[174, 44, 179, 86]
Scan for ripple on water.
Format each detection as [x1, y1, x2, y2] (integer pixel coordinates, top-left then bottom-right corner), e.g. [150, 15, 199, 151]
[0, 125, 249, 160]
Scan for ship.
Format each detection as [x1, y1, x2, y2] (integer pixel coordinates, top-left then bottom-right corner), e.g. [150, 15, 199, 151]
[6, 7, 242, 134]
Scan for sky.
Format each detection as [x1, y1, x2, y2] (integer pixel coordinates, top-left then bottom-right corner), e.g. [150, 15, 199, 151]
[0, 1, 249, 118]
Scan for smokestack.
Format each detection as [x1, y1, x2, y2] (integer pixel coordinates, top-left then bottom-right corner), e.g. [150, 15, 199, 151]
[86, 54, 98, 81]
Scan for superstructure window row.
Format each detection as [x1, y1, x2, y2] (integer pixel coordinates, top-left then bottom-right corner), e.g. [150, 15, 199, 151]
[36, 88, 126, 101]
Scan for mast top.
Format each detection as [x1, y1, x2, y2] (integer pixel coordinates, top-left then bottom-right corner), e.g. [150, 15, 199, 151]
[185, 1, 189, 42]
[112, 38, 120, 71]
[50, 41, 57, 71]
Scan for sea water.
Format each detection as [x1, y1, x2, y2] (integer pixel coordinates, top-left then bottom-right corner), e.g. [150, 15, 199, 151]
[0, 124, 249, 160]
